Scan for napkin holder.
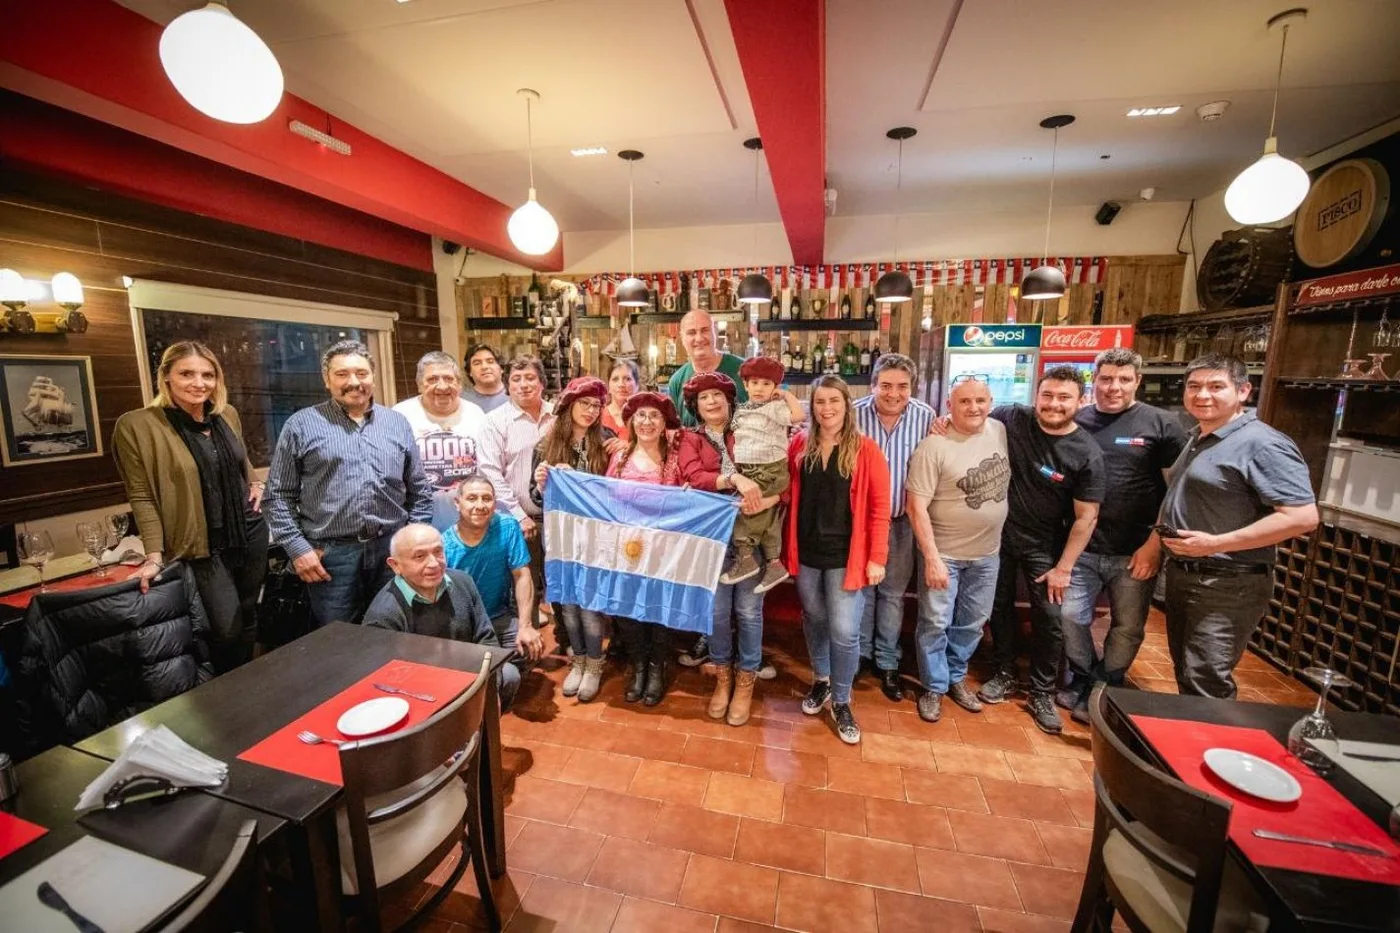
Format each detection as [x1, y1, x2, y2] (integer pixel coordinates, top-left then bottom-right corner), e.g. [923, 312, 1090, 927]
[102, 775, 180, 810]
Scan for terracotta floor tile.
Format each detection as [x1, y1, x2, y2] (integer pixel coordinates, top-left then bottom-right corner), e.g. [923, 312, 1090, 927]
[775, 870, 878, 933]
[874, 889, 981, 933]
[500, 740, 573, 781]
[542, 718, 629, 752]
[977, 907, 1072, 933]
[584, 835, 691, 903]
[608, 725, 691, 763]
[435, 866, 533, 928]
[864, 797, 955, 849]
[826, 758, 906, 800]
[825, 833, 921, 893]
[978, 778, 1078, 825]
[547, 695, 607, 721]
[1059, 787, 1097, 828]
[1003, 752, 1094, 791]
[505, 820, 605, 882]
[504, 775, 586, 824]
[680, 735, 757, 775]
[649, 802, 741, 859]
[596, 701, 669, 729]
[1034, 822, 1095, 872]
[677, 853, 779, 924]
[611, 897, 719, 933]
[781, 784, 869, 836]
[914, 847, 1023, 910]
[1008, 862, 1085, 920]
[734, 818, 826, 875]
[788, 718, 866, 759]
[499, 714, 561, 746]
[627, 758, 712, 807]
[947, 809, 1051, 865]
[567, 787, 661, 841]
[751, 747, 828, 788]
[703, 771, 786, 821]
[901, 768, 988, 812]
[1023, 727, 1094, 761]
[717, 918, 779, 933]
[887, 709, 962, 742]
[554, 748, 642, 790]
[504, 876, 621, 933]
[956, 721, 1037, 754]
[931, 744, 1016, 782]
[721, 714, 798, 749]
[860, 732, 939, 771]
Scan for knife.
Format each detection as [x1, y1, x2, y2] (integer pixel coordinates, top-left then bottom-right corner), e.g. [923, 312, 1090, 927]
[1252, 828, 1392, 858]
[37, 881, 106, 933]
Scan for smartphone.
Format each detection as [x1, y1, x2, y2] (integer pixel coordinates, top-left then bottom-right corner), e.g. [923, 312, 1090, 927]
[1151, 523, 1182, 539]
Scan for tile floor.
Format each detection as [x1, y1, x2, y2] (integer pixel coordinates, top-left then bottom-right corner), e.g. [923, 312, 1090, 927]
[401, 602, 1316, 932]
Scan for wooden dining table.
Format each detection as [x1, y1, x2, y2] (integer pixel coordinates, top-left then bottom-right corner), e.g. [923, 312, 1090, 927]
[1105, 687, 1400, 933]
[73, 622, 512, 932]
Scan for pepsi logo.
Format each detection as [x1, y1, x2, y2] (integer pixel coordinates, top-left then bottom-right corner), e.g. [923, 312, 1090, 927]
[964, 326, 985, 345]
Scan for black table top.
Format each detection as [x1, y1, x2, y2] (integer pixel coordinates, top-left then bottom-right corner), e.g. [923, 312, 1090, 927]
[1106, 688, 1400, 933]
[0, 745, 285, 888]
[75, 622, 502, 825]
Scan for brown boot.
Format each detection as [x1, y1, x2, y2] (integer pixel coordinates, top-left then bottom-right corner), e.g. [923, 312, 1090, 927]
[727, 670, 759, 726]
[708, 665, 734, 719]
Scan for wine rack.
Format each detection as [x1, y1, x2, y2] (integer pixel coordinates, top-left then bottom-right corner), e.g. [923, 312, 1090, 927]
[1254, 533, 1311, 670]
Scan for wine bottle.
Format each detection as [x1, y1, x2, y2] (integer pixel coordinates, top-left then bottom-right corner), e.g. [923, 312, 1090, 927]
[790, 295, 803, 320]
[843, 340, 859, 375]
[770, 293, 781, 320]
[527, 273, 543, 312]
[859, 340, 872, 374]
[811, 342, 824, 373]
[792, 345, 805, 374]
[864, 294, 876, 320]
[780, 337, 793, 372]
[840, 294, 852, 320]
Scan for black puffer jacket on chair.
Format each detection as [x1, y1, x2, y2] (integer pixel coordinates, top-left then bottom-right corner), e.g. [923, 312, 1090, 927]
[18, 561, 213, 754]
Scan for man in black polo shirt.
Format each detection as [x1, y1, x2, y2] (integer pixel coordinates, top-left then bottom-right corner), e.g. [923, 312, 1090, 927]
[976, 366, 1106, 735]
[1058, 348, 1187, 722]
[1159, 355, 1317, 699]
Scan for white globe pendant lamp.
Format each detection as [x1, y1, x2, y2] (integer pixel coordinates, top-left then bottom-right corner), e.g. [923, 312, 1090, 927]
[616, 150, 650, 308]
[508, 89, 560, 256]
[159, 1, 284, 124]
[1020, 114, 1074, 303]
[1224, 9, 1310, 225]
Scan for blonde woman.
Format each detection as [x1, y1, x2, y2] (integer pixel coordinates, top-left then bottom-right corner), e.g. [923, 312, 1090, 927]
[783, 375, 891, 744]
[113, 341, 267, 673]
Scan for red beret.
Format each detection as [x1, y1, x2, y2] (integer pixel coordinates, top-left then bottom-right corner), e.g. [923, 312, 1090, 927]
[682, 371, 737, 410]
[555, 376, 606, 414]
[739, 356, 785, 385]
[621, 391, 681, 430]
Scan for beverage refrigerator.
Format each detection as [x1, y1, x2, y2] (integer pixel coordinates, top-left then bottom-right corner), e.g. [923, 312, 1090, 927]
[936, 324, 1042, 411]
[1039, 325, 1135, 404]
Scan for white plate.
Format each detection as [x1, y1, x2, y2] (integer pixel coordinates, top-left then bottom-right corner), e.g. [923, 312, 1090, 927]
[336, 697, 410, 737]
[1203, 747, 1302, 803]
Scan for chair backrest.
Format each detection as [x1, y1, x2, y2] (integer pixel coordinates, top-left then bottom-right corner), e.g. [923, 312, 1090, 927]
[160, 819, 270, 933]
[1089, 688, 1234, 933]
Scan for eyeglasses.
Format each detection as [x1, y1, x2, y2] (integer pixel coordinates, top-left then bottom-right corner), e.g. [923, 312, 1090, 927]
[952, 373, 990, 384]
[632, 409, 664, 423]
[574, 399, 602, 412]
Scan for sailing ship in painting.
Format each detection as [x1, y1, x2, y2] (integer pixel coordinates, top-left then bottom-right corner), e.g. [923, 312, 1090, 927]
[17, 374, 88, 455]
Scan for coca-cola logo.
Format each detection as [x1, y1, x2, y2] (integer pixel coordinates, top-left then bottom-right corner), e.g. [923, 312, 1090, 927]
[1041, 327, 1131, 351]
[1043, 329, 1101, 349]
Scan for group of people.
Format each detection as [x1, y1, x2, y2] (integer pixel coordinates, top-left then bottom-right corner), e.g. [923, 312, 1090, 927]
[111, 306, 1318, 745]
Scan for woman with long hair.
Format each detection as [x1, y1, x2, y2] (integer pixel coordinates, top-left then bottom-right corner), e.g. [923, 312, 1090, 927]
[113, 341, 269, 673]
[607, 391, 682, 705]
[530, 376, 613, 701]
[601, 358, 640, 441]
[784, 375, 891, 744]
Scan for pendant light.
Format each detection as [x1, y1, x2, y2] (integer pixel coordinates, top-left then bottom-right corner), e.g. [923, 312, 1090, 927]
[1224, 8, 1311, 225]
[616, 150, 650, 308]
[737, 137, 774, 305]
[507, 89, 560, 256]
[874, 127, 916, 303]
[159, 1, 283, 124]
[1021, 114, 1074, 302]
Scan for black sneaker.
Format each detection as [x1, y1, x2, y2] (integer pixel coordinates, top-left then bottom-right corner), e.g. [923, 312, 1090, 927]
[917, 692, 942, 723]
[830, 702, 861, 745]
[1027, 693, 1064, 735]
[678, 636, 709, 667]
[801, 680, 832, 715]
[977, 670, 1019, 705]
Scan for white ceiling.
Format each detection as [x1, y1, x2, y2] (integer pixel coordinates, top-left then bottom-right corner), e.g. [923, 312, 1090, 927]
[121, 0, 1400, 235]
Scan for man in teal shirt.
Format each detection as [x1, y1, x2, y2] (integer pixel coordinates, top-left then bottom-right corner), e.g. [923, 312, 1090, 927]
[667, 309, 748, 427]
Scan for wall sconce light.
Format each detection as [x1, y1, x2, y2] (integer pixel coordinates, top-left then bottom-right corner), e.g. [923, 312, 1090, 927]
[50, 272, 89, 333]
[1, 268, 34, 334]
[0, 268, 88, 334]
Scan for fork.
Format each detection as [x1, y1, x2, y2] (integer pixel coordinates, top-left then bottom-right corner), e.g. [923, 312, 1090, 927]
[373, 682, 436, 702]
[297, 730, 344, 747]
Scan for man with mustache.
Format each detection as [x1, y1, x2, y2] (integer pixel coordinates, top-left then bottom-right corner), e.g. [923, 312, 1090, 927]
[394, 351, 487, 527]
[265, 339, 433, 627]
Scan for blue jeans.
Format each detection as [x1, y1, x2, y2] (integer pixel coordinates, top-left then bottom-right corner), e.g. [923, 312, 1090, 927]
[914, 554, 1000, 694]
[711, 574, 766, 672]
[797, 565, 867, 705]
[560, 604, 606, 660]
[307, 535, 395, 627]
[489, 613, 524, 711]
[1059, 552, 1157, 687]
[859, 517, 916, 670]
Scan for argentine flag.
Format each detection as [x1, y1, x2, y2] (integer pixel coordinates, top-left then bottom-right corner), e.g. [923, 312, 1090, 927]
[542, 469, 739, 634]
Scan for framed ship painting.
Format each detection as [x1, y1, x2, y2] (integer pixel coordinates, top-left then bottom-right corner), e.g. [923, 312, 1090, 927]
[0, 354, 103, 467]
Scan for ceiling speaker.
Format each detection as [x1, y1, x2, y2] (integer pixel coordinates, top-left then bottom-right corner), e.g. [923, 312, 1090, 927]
[1095, 201, 1122, 226]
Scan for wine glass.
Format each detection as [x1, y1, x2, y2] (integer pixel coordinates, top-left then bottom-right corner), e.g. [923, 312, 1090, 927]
[106, 512, 130, 547]
[1287, 666, 1354, 774]
[76, 521, 108, 578]
[17, 530, 56, 593]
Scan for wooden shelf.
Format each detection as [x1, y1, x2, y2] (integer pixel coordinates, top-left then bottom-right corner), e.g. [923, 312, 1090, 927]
[1278, 377, 1400, 392]
[574, 316, 616, 329]
[780, 372, 872, 386]
[632, 311, 747, 325]
[464, 317, 537, 331]
[757, 318, 878, 332]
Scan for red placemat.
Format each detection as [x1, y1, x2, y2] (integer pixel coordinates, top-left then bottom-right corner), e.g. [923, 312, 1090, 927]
[1132, 715, 1400, 884]
[238, 659, 478, 786]
[0, 811, 47, 859]
[0, 565, 140, 609]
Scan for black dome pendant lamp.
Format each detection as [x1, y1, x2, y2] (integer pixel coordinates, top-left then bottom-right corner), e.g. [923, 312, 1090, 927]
[616, 150, 650, 308]
[1020, 114, 1074, 303]
[736, 137, 774, 305]
[875, 126, 916, 303]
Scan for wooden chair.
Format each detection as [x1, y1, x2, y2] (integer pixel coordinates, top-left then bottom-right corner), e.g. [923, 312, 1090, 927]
[337, 654, 497, 932]
[161, 819, 272, 933]
[1072, 688, 1268, 933]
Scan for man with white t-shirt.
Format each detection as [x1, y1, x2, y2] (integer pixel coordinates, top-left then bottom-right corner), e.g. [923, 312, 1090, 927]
[393, 351, 487, 527]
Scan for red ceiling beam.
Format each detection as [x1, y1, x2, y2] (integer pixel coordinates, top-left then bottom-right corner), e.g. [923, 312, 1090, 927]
[723, 0, 826, 266]
[0, 0, 563, 272]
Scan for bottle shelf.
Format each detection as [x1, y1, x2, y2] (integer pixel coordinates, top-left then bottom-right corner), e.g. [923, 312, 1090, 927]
[781, 372, 872, 386]
[632, 311, 747, 325]
[1278, 377, 1400, 392]
[465, 316, 537, 331]
[574, 316, 617, 330]
[757, 318, 879, 332]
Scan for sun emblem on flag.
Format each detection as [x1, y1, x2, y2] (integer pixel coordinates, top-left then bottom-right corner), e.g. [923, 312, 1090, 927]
[621, 534, 645, 563]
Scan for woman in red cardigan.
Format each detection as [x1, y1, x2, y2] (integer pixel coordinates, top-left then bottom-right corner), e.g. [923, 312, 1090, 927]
[784, 375, 891, 744]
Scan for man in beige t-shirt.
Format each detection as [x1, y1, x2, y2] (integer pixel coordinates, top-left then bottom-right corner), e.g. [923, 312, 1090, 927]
[906, 378, 1010, 723]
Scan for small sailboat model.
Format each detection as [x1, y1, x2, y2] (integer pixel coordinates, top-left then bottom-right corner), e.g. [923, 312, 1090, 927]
[602, 323, 637, 361]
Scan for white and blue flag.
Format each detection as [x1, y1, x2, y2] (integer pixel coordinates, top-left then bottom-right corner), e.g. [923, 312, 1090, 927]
[542, 470, 739, 634]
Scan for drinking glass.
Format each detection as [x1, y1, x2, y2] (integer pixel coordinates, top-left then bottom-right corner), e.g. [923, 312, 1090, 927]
[1374, 312, 1392, 349]
[106, 512, 130, 547]
[76, 521, 108, 577]
[1287, 666, 1354, 774]
[17, 531, 56, 593]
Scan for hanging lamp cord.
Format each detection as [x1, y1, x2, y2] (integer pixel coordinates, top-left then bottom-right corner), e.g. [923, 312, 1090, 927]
[525, 95, 536, 191]
[628, 160, 636, 276]
[1043, 127, 1058, 265]
[1268, 23, 1290, 139]
[894, 137, 904, 263]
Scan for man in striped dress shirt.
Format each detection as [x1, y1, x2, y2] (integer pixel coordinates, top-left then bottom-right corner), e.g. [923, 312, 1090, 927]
[853, 353, 934, 703]
[265, 339, 434, 627]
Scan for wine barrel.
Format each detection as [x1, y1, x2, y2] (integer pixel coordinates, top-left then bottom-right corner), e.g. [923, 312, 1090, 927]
[1196, 225, 1295, 311]
[1294, 158, 1391, 269]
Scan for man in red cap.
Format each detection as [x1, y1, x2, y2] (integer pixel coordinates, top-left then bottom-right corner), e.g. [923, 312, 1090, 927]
[719, 356, 805, 591]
